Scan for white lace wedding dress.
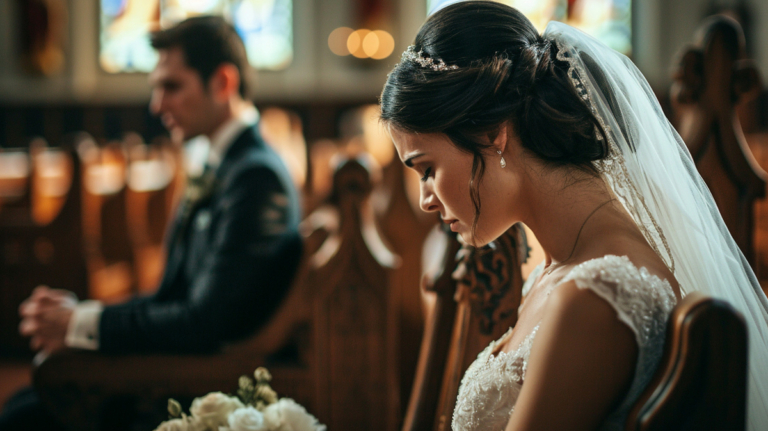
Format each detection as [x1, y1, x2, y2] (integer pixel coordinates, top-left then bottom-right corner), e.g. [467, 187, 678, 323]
[452, 255, 677, 431]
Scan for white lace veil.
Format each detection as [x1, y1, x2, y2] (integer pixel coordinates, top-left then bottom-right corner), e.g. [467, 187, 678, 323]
[541, 22, 768, 430]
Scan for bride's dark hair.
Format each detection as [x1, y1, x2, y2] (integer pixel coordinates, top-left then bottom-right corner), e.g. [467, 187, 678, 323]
[380, 1, 609, 236]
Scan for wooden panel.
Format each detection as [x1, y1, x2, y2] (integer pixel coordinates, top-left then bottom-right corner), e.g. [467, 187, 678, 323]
[671, 16, 766, 269]
[401, 225, 460, 431]
[80, 140, 136, 300]
[401, 223, 527, 431]
[310, 157, 400, 431]
[0, 135, 88, 356]
[432, 225, 526, 431]
[376, 159, 436, 410]
[626, 292, 748, 431]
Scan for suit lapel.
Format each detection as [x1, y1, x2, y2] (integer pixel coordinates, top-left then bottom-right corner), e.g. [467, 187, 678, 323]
[158, 125, 261, 294]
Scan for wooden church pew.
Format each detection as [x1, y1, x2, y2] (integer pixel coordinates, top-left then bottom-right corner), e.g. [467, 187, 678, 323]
[0, 135, 89, 356]
[401, 225, 462, 431]
[670, 15, 767, 272]
[402, 223, 528, 431]
[626, 292, 748, 431]
[338, 104, 438, 406]
[746, 132, 768, 288]
[0, 149, 32, 226]
[32, 153, 404, 431]
[79, 139, 136, 301]
[124, 133, 179, 293]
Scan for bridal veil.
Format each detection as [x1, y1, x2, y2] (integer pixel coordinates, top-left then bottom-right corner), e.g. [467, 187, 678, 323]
[540, 22, 768, 430]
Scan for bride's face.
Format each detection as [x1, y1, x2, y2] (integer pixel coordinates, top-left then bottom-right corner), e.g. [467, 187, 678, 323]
[390, 127, 525, 246]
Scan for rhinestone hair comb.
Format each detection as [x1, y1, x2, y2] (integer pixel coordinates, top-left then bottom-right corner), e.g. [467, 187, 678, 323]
[401, 45, 458, 71]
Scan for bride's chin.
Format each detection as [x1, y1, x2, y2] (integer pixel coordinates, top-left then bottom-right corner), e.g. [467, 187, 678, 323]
[459, 232, 491, 248]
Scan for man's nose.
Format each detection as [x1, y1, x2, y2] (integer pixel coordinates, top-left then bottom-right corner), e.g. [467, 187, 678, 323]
[149, 89, 163, 115]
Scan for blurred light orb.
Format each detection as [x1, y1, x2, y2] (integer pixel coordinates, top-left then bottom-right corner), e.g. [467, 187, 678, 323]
[330, 27, 394, 60]
[371, 30, 394, 59]
[348, 29, 371, 58]
[362, 32, 380, 58]
[328, 27, 354, 56]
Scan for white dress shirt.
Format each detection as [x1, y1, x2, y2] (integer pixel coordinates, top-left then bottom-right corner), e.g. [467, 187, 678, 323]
[65, 106, 259, 350]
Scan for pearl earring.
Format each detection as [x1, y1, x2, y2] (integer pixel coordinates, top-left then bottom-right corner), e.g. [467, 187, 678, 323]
[497, 150, 506, 168]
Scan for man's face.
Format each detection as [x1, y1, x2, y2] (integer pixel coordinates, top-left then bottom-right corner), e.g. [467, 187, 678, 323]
[149, 48, 217, 141]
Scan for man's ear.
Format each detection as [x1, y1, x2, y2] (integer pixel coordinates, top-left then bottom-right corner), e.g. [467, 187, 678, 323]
[733, 59, 762, 104]
[208, 63, 241, 102]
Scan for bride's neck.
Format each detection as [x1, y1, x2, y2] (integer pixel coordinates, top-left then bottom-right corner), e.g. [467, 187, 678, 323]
[520, 170, 618, 268]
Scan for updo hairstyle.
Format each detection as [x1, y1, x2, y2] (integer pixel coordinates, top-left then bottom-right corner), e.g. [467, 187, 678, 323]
[380, 1, 610, 236]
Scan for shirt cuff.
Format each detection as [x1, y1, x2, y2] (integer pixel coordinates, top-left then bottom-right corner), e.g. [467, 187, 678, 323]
[65, 300, 104, 350]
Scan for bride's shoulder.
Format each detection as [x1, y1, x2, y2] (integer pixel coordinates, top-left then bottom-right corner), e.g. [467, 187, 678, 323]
[546, 253, 678, 349]
[564, 253, 680, 302]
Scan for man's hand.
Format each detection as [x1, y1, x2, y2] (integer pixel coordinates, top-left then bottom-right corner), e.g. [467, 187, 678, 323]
[18, 286, 77, 354]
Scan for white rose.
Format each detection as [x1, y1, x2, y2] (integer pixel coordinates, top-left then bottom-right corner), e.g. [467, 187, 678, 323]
[263, 398, 326, 431]
[226, 406, 268, 431]
[154, 417, 205, 431]
[190, 392, 245, 429]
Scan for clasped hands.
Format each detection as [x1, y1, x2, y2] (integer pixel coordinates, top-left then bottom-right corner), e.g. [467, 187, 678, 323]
[18, 286, 77, 355]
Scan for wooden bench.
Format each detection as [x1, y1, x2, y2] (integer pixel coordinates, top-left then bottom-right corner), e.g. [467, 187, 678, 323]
[670, 15, 766, 271]
[626, 292, 748, 431]
[0, 135, 88, 356]
[33, 154, 403, 431]
[402, 223, 528, 431]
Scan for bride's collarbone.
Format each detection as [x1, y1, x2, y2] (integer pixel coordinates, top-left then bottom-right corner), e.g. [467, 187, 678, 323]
[493, 273, 562, 356]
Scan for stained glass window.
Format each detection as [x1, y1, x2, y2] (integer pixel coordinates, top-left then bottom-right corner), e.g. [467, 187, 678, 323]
[426, 0, 632, 55]
[100, 0, 293, 73]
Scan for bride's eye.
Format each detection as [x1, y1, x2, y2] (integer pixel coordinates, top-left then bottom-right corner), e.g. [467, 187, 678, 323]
[421, 167, 432, 182]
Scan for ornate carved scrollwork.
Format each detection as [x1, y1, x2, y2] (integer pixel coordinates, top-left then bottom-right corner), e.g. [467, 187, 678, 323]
[452, 224, 529, 335]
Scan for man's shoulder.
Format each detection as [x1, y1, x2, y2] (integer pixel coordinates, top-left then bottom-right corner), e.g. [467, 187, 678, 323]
[217, 126, 300, 211]
[226, 125, 289, 174]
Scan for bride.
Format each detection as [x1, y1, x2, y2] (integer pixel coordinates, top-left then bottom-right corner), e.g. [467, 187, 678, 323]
[380, 1, 768, 430]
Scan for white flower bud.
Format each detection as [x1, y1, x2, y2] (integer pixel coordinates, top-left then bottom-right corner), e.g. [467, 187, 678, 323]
[190, 392, 245, 429]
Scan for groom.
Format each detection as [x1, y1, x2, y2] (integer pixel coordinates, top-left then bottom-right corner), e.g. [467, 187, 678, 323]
[1, 16, 302, 429]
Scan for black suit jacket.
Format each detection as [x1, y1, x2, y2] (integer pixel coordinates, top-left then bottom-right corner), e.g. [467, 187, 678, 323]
[98, 124, 302, 354]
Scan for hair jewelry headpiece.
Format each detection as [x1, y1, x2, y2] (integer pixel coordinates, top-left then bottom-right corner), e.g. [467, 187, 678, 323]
[401, 45, 458, 71]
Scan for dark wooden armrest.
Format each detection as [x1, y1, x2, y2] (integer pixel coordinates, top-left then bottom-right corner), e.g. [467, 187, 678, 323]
[626, 292, 748, 431]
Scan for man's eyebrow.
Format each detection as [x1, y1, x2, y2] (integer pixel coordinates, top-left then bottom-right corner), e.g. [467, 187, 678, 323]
[404, 153, 425, 168]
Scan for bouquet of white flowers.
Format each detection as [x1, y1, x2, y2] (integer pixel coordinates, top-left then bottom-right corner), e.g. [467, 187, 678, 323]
[154, 367, 326, 431]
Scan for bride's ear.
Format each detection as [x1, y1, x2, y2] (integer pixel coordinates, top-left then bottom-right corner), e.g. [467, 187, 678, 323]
[489, 122, 510, 154]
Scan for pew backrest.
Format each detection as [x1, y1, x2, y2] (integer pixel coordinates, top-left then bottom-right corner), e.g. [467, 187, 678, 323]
[626, 292, 748, 431]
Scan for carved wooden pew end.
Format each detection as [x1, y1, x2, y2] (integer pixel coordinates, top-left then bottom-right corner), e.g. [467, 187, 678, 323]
[626, 292, 748, 431]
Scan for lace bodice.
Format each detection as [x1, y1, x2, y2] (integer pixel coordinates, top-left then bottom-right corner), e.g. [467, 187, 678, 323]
[452, 255, 677, 431]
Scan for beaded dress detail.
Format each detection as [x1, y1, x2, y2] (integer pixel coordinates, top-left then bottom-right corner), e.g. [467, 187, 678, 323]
[452, 255, 677, 431]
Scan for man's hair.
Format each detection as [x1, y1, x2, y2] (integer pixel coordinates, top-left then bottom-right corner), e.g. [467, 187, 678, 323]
[151, 16, 252, 99]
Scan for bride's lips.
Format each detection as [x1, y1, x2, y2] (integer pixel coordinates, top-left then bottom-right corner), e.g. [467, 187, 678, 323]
[443, 219, 460, 232]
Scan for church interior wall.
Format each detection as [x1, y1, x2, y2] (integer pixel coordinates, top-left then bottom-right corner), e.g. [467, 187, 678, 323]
[1, 0, 766, 105]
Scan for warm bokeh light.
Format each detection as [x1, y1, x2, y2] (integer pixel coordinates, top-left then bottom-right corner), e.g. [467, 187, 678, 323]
[328, 27, 354, 56]
[347, 29, 371, 58]
[330, 28, 394, 60]
[362, 32, 380, 58]
[259, 107, 307, 189]
[361, 105, 395, 167]
[370, 30, 395, 59]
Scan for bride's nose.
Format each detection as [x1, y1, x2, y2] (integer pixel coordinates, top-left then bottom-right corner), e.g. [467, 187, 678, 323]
[420, 184, 440, 213]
